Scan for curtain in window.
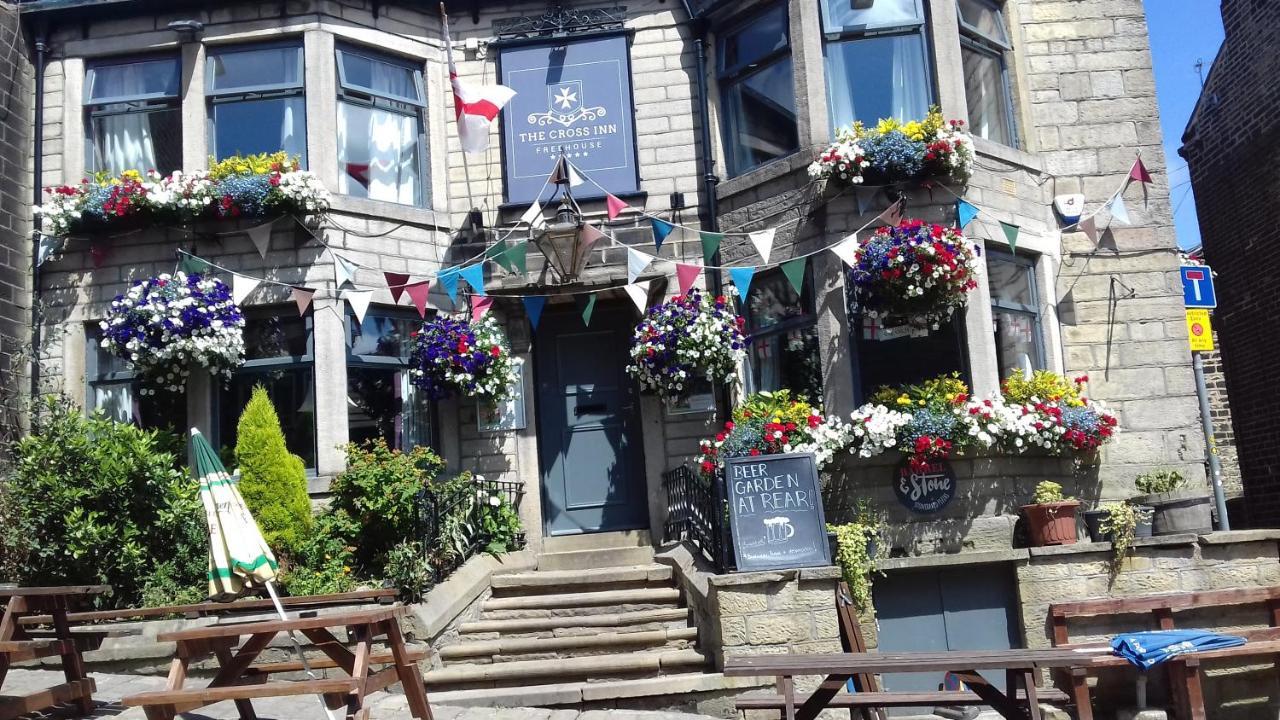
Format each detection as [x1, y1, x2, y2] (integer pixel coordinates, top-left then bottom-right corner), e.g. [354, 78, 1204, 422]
[826, 34, 930, 129]
[279, 97, 306, 162]
[337, 102, 418, 205]
[93, 65, 158, 175]
[962, 48, 1013, 145]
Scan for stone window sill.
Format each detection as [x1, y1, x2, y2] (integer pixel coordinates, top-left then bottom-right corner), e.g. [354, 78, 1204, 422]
[327, 194, 448, 229]
[715, 151, 812, 202]
[973, 136, 1044, 173]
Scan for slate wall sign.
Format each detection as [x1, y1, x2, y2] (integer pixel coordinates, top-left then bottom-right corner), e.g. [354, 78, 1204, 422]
[725, 452, 832, 572]
[893, 456, 957, 514]
[498, 33, 640, 205]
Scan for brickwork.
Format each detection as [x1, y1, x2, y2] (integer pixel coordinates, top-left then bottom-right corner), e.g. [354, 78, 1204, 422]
[1180, 0, 1280, 527]
[0, 1, 30, 449]
[1200, 329, 1243, 498]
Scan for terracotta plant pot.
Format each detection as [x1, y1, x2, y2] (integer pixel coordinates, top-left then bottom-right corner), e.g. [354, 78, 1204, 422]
[1022, 500, 1081, 546]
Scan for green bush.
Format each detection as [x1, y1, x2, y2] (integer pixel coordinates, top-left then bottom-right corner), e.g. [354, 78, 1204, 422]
[476, 488, 523, 555]
[4, 396, 205, 607]
[234, 386, 312, 558]
[1135, 469, 1186, 495]
[280, 512, 359, 597]
[383, 541, 433, 602]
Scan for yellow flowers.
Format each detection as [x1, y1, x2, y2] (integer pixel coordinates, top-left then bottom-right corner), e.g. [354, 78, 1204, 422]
[896, 395, 912, 406]
[207, 151, 300, 180]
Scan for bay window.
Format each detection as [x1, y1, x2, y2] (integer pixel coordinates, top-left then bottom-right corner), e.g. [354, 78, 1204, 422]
[958, 0, 1017, 146]
[84, 56, 181, 176]
[717, 5, 799, 177]
[86, 328, 185, 431]
[335, 46, 427, 206]
[206, 43, 308, 163]
[743, 269, 824, 403]
[820, 0, 932, 130]
[987, 250, 1044, 380]
[346, 310, 434, 450]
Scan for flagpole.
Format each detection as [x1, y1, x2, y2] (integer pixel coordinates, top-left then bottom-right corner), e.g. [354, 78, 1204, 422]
[442, 3, 484, 237]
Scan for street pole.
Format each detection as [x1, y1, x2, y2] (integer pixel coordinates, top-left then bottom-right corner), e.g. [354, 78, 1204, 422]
[1193, 352, 1230, 531]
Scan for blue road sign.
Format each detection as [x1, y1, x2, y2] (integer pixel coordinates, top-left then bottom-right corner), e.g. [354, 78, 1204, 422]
[1180, 265, 1217, 309]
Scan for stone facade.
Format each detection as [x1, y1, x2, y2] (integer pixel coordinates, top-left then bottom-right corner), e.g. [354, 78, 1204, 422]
[0, 1, 30, 450]
[1181, 0, 1280, 527]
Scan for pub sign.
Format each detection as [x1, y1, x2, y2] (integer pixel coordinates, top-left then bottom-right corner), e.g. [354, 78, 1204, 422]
[893, 456, 957, 514]
[725, 453, 832, 572]
[499, 34, 639, 204]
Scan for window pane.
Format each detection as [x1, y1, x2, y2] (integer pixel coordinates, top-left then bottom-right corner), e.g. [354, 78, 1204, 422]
[821, 0, 922, 34]
[749, 325, 824, 403]
[86, 58, 179, 102]
[88, 107, 182, 175]
[91, 382, 134, 423]
[957, 0, 1009, 45]
[211, 96, 308, 164]
[337, 100, 421, 205]
[349, 314, 415, 358]
[348, 367, 407, 448]
[746, 270, 809, 334]
[854, 314, 968, 398]
[994, 309, 1041, 380]
[723, 58, 799, 175]
[962, 47, 1014, 146]
[987, 255, 1035, 309]
[826, 33, 930, 129]
[718, 5, 788, 75]
[244, 315, 310, 360]
[220, 367, 317, 469]
[208, 46, 303, 92]
[338, 50, 423, 104]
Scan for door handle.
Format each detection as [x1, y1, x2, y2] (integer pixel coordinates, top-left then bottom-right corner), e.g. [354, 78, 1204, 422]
[575, 403, 607, 416]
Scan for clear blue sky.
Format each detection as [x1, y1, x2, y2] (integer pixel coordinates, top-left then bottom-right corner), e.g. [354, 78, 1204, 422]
[1145, 1, 1225, 250]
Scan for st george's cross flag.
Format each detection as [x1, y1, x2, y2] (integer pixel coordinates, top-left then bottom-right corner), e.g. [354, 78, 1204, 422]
[444, 7, 515, 154]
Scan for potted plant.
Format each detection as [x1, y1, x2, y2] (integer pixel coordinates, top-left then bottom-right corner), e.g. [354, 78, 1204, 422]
[1132, 470, 1214, 535]
[827, 517, 883, 611]
[1084, 501, 1154, 543]
[1022, 481, 1081, 547]
[1089, 501, 1155, 570]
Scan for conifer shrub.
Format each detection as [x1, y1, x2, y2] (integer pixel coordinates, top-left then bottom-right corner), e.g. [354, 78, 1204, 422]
[234, 386, 312, 558]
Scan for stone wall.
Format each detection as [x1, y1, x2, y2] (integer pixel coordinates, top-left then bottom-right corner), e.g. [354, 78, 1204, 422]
[1199, 326, 1243, 500]
[0, 1, 30, 449]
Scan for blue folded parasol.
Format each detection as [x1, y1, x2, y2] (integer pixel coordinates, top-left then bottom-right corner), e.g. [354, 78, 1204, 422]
[1111, 630, 1246, 670]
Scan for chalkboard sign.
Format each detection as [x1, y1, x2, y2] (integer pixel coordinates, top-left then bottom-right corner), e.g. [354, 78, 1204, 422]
[893, 456, 957, 514]
[724, 452, 832, 572]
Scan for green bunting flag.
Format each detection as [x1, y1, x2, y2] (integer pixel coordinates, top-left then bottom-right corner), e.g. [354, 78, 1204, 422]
[488, 238, 513, 272]
[180, 253, 212, 275]
[781, 257, 807, 295]
[999, 221, 1020, 253]
[699, 231, 723, 265]
[581, 293, 598, 327]
[506, 241, 529, 274]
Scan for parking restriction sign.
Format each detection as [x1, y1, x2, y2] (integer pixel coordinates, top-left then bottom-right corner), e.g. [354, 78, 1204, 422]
[1185, 309, 1214, 352]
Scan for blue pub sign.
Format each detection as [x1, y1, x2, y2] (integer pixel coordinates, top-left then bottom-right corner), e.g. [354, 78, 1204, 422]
[499, 34, 640, 205]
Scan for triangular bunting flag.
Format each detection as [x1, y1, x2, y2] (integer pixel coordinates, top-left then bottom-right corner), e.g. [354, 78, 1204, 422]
[606, 193, 628, 220]
[523, 296, 547, 330]
[956, 200, 980, 230]
[729, 267, 756, 301]
[624, 281, 652, 314]
[505, 241, 529, 274]
[580, 224, 608, 253]
[521, 201, 546, 230]
[344, 289, 373, 324]
[231, 274, 260, 305]
[291, 286, 316, 316]
[650, 218, 675, 251]
[1080, 216, 1099, 245]
[829, 234, 861, 267]
[748, 228, 775, 264]
[854, 187, 872, 215]
[180, 253, 211, 275]
[699, 231, 723, 265]
[627, 247, 653, 284]
[36, 236, 58, 267]
[245, 222, 273, 259]
[385, 272, 411, 303]
[458, 263, 485, 296]
[488, 239, 513, 272]
[549, 156, 570, 185]
[470, 295, 494, 321]
[1110, 195, 1131, 225]
[1129, 157, 1153, 184]
[781, 257, 807, 295]
[405, 281, 431, 318]
[676, 263, 702, 297]
[334, 253, 358, 288]
[566, 160, 585, 187]
[999, 221, 1020, 253]
[89, 243, 108, 268]
[878, 199, 903, 227]
[581, 293, 598, 327]
[437, 267, 460, 303]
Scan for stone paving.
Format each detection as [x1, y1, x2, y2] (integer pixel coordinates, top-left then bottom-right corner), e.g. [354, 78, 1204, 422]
[3, 669, 726, 720]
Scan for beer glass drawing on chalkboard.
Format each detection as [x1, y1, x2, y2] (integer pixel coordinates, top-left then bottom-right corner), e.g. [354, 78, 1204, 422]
[724, 453, 832, 572]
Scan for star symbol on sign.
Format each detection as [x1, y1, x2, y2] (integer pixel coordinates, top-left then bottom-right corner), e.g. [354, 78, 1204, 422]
[554, 86, 577, 109]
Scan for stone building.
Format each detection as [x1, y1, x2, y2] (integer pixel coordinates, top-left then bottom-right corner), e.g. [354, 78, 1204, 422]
[14, 0, 1277, 714]
[1181, 0, 1280, 529]
[0, 0, 30, 449]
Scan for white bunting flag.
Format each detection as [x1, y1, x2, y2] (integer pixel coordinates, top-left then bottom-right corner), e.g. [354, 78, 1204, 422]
[624, 280, 652, 314]
[333, 253, 358, 288]
[521, 201, 546, 230]
[36, 236, 58, 267]
[627, 247, 653, 284]
[231, 274, 260, 305]
[567, 160, 586, 187]
[749, 228, 776, 264]
[1110, 195, 1131, 225]
[344, 289, 373, 324]
[829, 233, 861, 267]
[245, 221, 273, 259]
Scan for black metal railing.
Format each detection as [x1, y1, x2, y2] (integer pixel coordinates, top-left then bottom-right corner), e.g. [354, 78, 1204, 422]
[416, 475, 526, 583]
[662, 465, 733, 573]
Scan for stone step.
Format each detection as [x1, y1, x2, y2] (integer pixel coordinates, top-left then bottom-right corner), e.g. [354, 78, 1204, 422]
[423, 649, 709, 689]
[429, 671, 768, 708]
[540, 531, 651, 554]
[490, 564, 672, 595]
[482, 587, 681, 612]
[439, 626, 699, 663]
[458, 608, 689, 636]
[536, 546, 655, 572]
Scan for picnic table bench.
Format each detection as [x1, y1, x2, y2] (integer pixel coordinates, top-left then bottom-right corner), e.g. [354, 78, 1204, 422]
[0, 584, 110, 720]
[726, 648, 1081, 720]
[1050, 585, 1280, 720]
[121, 605, 432, 720]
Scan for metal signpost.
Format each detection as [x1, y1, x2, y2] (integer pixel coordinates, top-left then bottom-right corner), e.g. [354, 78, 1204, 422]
[1181, 266, 1229, 530]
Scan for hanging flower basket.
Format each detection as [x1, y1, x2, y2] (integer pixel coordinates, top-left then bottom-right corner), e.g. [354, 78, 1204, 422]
[808, 108, 973, 187]
[627, 291, 747, 400]
[409, 314, 518, 406]
[847, 220, 979, 330]
[99, 272, 246, 394]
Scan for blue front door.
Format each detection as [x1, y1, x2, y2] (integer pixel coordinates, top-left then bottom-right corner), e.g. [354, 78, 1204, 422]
[535, 304, 647, 536]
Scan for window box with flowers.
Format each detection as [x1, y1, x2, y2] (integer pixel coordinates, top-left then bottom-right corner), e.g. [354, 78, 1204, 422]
[809, 108, 973, 188]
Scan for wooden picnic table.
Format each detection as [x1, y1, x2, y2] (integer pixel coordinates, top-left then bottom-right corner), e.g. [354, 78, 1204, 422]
[726, 648, 1090, 720]
[0, 584, 111, 720]
[121, 605, 432, 720]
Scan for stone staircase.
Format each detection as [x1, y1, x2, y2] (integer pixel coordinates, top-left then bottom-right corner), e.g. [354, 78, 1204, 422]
[425, 533, 739, 709]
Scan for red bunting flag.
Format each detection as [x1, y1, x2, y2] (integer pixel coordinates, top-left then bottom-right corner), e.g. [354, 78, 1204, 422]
[384, 272, 411, 303]
[676, 263, 702, 296]
[1079, 216, 1099, 245]
[1129, 157, 1153, 184]
[606, 193, 629, 220]
[470, 295, 494, 321]
[291, 287, 316, 316]
[405, 281, 431, 318]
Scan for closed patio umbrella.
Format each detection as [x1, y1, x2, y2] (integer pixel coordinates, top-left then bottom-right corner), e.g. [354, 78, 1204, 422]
[1111, 629, 1246, 670]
